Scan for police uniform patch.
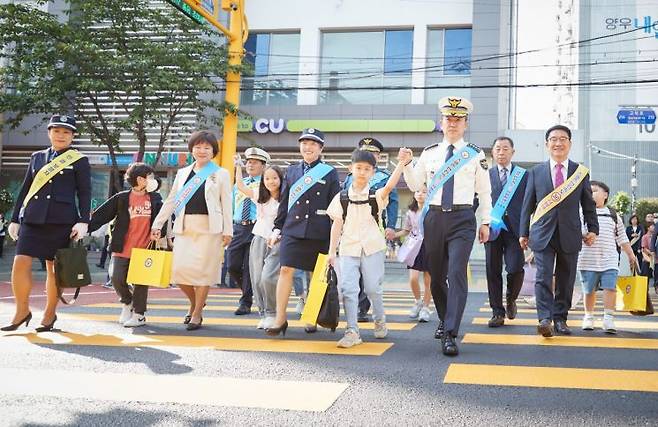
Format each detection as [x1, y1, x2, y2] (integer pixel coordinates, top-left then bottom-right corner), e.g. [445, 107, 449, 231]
[308, 128, 315, 134]
[480, 159, 489, 170]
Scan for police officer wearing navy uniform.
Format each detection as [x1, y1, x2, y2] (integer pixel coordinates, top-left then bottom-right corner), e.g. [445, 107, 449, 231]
[342, 137, 399, 322]
[227, 146, 269, 315]
[2, 115, 91, 332]
[485, 137, 528, 327]
[266, 128, 341, 335]
[399, 97, 492, 356]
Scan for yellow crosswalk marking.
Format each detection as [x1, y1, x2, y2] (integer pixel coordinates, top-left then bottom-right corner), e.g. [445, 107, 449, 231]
[444, 363, 658, 393]
[472, 317, 658, 330]
[477, 307, 641, 317]
[1, 331, 392, 356]
[87, 303, 413, 316]
[0, 367, 347, 412]
[151, 298, 418, 309]
[461, 333, 658, 350]
[62, 313, 416, 331]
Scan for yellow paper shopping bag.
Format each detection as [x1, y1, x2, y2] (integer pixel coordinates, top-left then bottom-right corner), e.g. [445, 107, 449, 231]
[616, 275, 648, 312]
[127, 246, 173, 288]
[300, 254, 329, 325]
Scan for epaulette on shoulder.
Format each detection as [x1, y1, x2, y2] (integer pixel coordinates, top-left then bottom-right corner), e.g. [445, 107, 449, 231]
[467, 142, 482, 152]
[422, 143, 439, 152]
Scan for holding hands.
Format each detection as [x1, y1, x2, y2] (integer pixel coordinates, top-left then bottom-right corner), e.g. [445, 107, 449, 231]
[398, 147, 413, 165]
[583, 232, 597, 247]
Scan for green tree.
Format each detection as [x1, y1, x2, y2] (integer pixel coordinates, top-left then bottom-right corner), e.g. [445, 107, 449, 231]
[0, 0, 239, 191]
[0, 188, 13, 215]
[609, 191, 631, 217]
[636, 198, 658, 226]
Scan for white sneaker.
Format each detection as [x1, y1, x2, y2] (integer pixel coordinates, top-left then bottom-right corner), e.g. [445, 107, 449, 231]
[418, 306, 431, 323]
[337, 330, 362, 348]
[408, 300, 422, 318]
[373, 320, 388, 339]
[119, 303, 133, 324]
[123, 313, 146, 328]
[256, 317, 267, 329]
[581, 314, 594, 331]
[602, 315, 617, 334]
[295, 298, 305, 315]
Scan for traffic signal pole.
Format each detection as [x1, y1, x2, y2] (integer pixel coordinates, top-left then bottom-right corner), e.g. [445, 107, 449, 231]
[168, 0, 247, 181]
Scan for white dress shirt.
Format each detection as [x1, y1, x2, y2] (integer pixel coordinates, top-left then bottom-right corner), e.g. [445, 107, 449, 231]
[403, 138, 492, 224]
[549, 158, 569, 188]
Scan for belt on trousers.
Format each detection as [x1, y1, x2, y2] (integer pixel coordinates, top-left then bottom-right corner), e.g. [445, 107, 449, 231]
[429, 204, 472, 212]
[234, 220, 255, 226]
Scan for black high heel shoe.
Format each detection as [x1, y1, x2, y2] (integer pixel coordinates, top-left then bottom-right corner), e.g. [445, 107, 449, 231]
[1, 312, 32, 331]
[35, 315, 57, 333]
[186, 317, 203, 331]
[265, 320, 288, 337]
[183, 315, 192, 325]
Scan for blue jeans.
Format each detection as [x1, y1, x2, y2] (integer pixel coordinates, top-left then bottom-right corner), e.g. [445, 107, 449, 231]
[339, 250, 386, 332]
[580, 269, 618, 294]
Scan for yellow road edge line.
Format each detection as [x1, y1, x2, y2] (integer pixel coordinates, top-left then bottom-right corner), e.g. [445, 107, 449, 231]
[477, 307, 642, 317]
[62, 313, 416, 331]
[461, 333, 658, 350]
[0, 331, 393, 356]
[444, 363, 658, 393]
[472, 317, 658, 330]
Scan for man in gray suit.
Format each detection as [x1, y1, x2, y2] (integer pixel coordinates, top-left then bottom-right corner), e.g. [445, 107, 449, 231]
[519, 125, 598, 337]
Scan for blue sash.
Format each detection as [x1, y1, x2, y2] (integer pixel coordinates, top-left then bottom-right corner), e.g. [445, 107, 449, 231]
[419, 144, 479, 234]
[174, 162, 221, 216]
[369, 169, 389, 188]
[288, 163, 334, 211]
[489, 166, 526, 241]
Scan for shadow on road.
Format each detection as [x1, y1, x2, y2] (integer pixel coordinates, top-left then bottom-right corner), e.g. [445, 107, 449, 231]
[22, 408, 217, 427]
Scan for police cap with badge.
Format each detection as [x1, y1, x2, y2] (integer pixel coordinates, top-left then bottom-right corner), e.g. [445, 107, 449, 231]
[438, 96, 473, 118]
[244, 146, 271, 163]
[298, 128, 325, 145]
[358, 137, 384, 153]
[47, 114, 77, 132]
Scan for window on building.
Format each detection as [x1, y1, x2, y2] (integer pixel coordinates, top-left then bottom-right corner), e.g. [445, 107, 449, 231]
[425, 28, 472, 105]
[319, 29, 413, 105]
[241, 33, 300, 106]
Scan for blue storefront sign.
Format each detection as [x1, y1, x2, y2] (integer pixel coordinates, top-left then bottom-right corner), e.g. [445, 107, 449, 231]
[617, 109, 657, 125]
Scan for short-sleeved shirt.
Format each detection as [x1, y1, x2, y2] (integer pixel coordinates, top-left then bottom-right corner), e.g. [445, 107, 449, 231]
[252, 194, 279, 239]
[402, 209, 421, 237]
[641, 232, 653, 250]
[326, 184, 388, 257]
[577, 207, 628, 272]
[114, 192, 152, 258]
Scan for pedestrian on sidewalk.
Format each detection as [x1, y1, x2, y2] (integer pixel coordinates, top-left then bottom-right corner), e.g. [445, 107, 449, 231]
[395, 189, 432, 322]
[640, 223, 654, 279]
[0, 213, 7, 258]
[89, 163, 163, 328]
[233, 150, 282, 330]
[327, 149, 405, 348]
[2, 115, 90, 333]
[151, 131, 233, 331]
[625, 214, 644, 269]
[265, 128, 340, 337]
[577, 181, 637, 333]
[399, 96, 492, 357]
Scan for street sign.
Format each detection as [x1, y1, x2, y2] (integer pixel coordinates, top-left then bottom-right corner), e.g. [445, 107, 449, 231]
[617, 109, 657, 125]
[165, 0, 206, 24]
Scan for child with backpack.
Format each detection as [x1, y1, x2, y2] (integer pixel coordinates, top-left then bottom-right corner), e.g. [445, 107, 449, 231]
[326, 149, 405, 348]
[577, 180, 638, 333]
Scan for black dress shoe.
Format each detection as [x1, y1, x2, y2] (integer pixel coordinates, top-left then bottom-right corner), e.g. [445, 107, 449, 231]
[35, 315, 57, 333]
[441, 334, 459, 356]
[537, 319, 553, 337]
[1, 312, 32, 331]
[183, 315, 192, 325]
[186, 317, 203, 331]
[304, 325, 317, 333]
[234, 304, 251, 315]
[487, 314, 505, 328]
[506, 298, 517, 320]
[554, 320, 572, 335]
[434, 320, 445, 339]
[357, 311, 370, 323]
[265, 320, 288, 337]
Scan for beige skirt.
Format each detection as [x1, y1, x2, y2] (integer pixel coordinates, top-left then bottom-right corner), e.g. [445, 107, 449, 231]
[172, 215, 223, 286]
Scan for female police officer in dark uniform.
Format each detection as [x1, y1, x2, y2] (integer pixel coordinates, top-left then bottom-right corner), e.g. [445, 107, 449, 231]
[2, 115, 91, 332]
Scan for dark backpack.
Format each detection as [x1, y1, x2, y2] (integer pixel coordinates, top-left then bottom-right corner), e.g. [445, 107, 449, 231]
[597, 206, 621, 256]
[317, 266, 339, 332]
[339, 188, 380, 226]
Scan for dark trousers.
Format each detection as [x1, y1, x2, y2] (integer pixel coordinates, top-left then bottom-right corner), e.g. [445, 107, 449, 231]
[111, 256, 148, 314]
[424, 209, 476, 337]
[533, 231, 578, 322]
[227, 223, 254, 307]
[0, 235, 4, 257]
[98, 235, 110, 267]
[485, 229, 525, 316]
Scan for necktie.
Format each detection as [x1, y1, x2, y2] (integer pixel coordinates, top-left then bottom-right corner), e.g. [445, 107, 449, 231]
[303, 162, 310, 174]
[49, 150, 58, 162]
[441, 144, 455, 210]
[554, 163, 564, 188]
[500, 167, 508, 188]
[241, 178, 254, 222]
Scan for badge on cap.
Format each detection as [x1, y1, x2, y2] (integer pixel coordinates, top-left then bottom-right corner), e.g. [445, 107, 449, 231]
[362, 138, 372, 145]
[61, 115, 69, 123]
[308, 128, 315, 134]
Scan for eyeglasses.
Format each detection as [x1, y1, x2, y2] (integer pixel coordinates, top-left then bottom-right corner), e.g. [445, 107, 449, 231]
[548, 136, 570, 143]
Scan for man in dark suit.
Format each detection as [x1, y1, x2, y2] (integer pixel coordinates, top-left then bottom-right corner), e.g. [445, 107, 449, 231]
[485, 137, 528, 327]
[519, 125, 598, 337]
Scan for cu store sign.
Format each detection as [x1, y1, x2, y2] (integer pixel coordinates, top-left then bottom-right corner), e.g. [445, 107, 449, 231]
[253, 118, 286, 134]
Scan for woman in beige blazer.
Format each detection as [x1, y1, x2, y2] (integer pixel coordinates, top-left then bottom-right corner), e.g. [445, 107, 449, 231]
[151, 131, 233, 330]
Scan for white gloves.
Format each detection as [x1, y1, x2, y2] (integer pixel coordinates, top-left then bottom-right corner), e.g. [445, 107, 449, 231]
[8, 222, 20, 241]
[70, 222, 88, 241]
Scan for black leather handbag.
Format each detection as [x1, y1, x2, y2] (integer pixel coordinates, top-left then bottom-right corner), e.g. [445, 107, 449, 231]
[54, 240, 91, 304]
[317, 265, 339, 332]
